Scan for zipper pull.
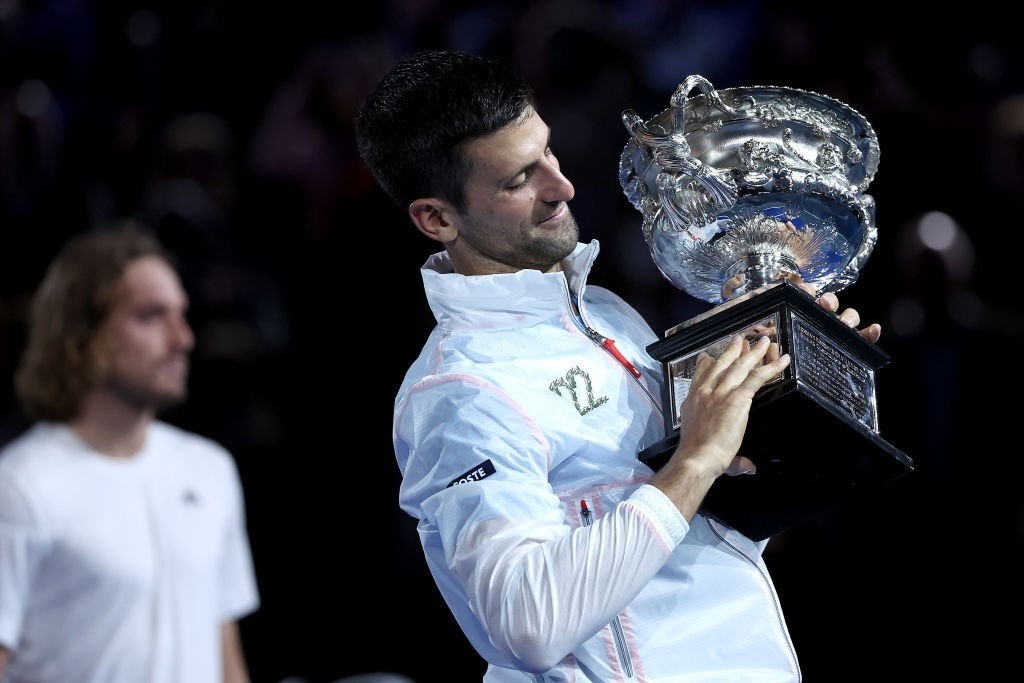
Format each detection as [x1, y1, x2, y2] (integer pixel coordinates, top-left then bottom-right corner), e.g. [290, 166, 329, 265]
[580, 499, 593, 526]
[571, 291, 641, 380]
[603, 338, 642, 379]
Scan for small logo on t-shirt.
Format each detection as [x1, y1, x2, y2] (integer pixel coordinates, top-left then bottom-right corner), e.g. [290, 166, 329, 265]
[446, 460, 496, 488]
[182, 490, 201, 506]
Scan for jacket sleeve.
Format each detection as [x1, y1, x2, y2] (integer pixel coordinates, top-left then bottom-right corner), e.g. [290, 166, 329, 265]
[394, 374, 688, 672]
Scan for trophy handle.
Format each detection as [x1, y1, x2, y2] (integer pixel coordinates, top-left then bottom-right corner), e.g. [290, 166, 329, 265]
[668, 74, 739, 130]
[621, 73, 739, 233]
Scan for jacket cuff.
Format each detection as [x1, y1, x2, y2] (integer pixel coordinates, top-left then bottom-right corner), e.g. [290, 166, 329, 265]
[628, 484, 689, 545]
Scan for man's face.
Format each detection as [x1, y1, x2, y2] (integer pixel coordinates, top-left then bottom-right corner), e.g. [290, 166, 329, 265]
[453, 107, 579, 274]
[95, 255, 195, 412]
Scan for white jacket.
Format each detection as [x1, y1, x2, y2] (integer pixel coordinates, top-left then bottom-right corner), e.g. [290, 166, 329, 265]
[394, 241, 800, 682]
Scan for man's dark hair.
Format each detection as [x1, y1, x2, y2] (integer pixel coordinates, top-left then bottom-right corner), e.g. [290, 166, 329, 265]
[355, 49, 535, 212]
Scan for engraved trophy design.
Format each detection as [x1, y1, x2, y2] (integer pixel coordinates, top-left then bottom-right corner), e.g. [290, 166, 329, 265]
[619, 75, 914, 540]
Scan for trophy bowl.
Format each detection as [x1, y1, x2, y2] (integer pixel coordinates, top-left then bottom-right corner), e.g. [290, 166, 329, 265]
[620, 75, 913, 540]
[619, 74, 881, 303]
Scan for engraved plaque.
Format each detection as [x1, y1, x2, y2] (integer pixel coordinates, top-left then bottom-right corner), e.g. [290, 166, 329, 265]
[791, 314, 876, 431]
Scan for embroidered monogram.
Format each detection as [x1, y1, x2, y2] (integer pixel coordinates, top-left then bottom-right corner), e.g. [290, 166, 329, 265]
[549, 366, 609, 415]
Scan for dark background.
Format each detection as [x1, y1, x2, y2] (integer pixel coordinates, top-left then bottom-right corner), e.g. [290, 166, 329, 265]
[1, 1, 1021, 681]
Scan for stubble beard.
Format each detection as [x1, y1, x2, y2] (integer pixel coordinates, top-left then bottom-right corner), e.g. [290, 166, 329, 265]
[458, 205, 581, 272]
[525, 209, 580, 269]
[100, 367, 190, 415]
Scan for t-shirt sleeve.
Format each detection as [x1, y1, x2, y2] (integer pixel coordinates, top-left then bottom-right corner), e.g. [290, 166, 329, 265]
[216, 456, 260, 622]
[0, 470, 50, 649]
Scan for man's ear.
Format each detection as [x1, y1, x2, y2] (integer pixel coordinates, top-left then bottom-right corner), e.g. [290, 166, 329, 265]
[409, 198, 457, 243]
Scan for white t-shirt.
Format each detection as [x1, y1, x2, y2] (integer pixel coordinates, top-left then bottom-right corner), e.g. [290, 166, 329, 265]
[0, 421, 260, 683]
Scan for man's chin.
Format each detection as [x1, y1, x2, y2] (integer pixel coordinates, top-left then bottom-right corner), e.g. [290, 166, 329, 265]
[154, 390, 188, 412]
[102, 378, 188, 414]
[136, 389, 188, 414]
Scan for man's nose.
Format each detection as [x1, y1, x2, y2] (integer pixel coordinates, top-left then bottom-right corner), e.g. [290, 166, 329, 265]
[170, 316, 195, 350]
[539, 163, 575, 203]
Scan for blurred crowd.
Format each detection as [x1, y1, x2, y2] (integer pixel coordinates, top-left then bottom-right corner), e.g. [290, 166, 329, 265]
[1, 1, 1021, 680]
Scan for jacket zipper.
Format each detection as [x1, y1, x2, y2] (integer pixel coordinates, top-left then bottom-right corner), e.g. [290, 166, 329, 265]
[582, 324, 661, 411]
[580, 499, 635, 679]
[707, 518, 802, 680]
[567, 290, 658, 408]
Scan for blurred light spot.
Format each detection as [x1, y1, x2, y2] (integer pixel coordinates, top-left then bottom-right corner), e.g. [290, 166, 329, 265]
[126, 9, 161, 48]
[15, 79, 52, 119]
[991, 94, 1024, 135]
[903, 210, 975, 284]
[0, 0, 19, 21]
[917, 211, 957, 251]
[889, 296, 924, 337]
[968, 43, 1006, 82]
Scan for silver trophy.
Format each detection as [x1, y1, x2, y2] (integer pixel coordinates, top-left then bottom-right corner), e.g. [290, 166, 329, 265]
[620, 75, 914, 540]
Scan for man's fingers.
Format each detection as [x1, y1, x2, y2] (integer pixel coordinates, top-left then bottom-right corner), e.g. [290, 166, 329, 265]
[725, 455, 757, 477]
[726, 336, 786, 389]
[816, 291, 839, 312]
[694, 335, 747, 382]
[814, 290, 881, 344]
[838, 307, 861, 328]
[694, 334, 791, 398]
[859, 322, 881, 344]
[746, 349, 790, 387]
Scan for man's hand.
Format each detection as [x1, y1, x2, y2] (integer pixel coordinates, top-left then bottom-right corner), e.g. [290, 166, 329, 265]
[803, 285, 882, 344]
[649, 334, 791, 520]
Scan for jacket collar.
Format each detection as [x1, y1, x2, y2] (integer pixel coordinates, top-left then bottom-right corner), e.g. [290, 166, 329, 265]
[420, 240, 600, 331]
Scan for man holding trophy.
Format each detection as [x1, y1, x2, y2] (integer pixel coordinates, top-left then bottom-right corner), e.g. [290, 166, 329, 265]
[358, 48, 896, 681]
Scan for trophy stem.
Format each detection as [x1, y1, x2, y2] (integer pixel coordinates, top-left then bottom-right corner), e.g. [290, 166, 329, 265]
[723, 253, 800, 299]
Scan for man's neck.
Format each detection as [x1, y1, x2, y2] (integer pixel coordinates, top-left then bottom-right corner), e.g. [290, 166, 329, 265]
[69, 395, 155, 458]
[447, 248, 565, 277]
